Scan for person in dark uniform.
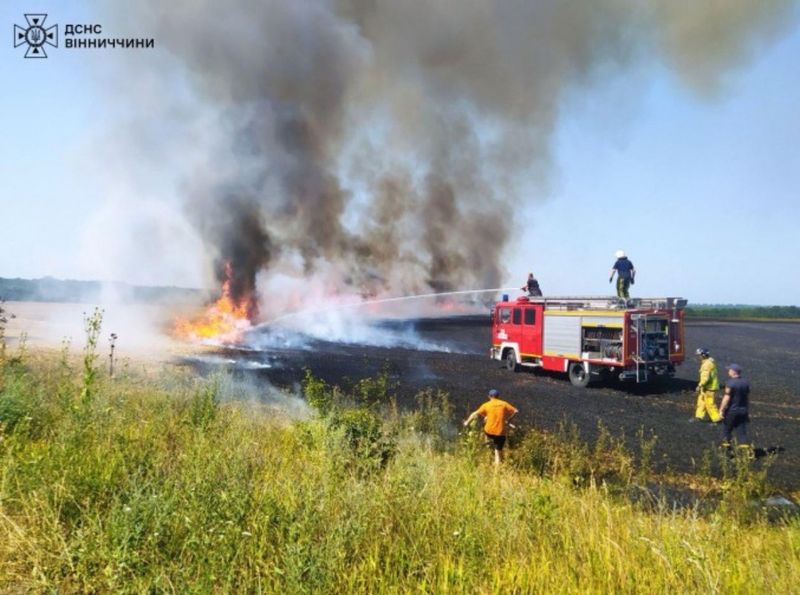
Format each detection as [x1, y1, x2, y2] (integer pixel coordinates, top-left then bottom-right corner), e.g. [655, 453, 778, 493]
[609, 250, 635, 298]
[522, 273, 542, 297]
[719, 363, 750, 452]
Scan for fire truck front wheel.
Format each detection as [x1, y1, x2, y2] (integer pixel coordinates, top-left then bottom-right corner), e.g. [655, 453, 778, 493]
[568, 362, 591, 388]
[504, 349, 519, 372]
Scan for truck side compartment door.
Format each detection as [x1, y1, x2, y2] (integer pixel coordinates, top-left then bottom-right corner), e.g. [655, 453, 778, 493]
[520, 306, 543, 359]
[508, 307, 523, 345]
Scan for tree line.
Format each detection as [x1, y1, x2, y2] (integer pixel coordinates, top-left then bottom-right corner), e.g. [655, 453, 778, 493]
[686, 305, 800, 320]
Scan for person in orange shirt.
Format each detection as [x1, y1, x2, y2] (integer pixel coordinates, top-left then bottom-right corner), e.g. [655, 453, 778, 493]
[463, 389, 519, 465]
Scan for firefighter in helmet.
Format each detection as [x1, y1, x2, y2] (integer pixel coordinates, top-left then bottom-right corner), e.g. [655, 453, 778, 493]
[690, 348, 722, 423]
[609, 250, 635, 298]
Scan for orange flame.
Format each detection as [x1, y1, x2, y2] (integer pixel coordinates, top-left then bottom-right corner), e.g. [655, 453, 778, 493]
[174, 264, 253, 342]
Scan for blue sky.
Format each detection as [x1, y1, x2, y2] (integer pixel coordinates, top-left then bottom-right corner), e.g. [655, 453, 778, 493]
[522, 25, 800, 305]
[1, 2, 798, 306]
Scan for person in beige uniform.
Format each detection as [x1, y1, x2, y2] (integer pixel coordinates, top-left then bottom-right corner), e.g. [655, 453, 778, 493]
[690, 348, 721, 423]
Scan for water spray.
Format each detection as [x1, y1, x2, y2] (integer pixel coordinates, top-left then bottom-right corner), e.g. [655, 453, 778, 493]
[260, 287, 518, 328]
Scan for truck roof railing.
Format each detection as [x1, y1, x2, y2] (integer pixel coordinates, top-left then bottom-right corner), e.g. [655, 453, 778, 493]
[511, 296, 688, 311]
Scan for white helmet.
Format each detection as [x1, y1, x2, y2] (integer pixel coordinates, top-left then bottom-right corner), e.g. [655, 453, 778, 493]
[615, 250, 626, 258]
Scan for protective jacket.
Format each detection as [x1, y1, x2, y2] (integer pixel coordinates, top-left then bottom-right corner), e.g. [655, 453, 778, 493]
[698, 357, 720, 390]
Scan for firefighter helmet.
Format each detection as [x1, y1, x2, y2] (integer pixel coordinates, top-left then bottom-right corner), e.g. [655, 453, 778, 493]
[695, 347, 710, 357]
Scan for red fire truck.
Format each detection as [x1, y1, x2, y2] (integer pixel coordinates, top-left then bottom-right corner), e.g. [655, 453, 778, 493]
[490, 295, 687, 387]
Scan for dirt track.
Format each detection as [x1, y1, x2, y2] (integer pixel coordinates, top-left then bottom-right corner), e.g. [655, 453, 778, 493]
[196, 317, 799, 489]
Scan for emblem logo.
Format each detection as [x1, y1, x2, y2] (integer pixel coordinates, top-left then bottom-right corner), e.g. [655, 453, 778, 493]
[14, 14, 58, 58]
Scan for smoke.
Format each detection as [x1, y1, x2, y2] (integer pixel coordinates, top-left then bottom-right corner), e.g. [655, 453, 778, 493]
[3, 301, 180, 356]
[206, 372, 311, 419]
[110, 0, 795, 315]
[189, 193, 272, 318]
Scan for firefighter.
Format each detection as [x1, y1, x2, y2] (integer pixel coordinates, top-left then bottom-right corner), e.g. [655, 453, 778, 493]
[609, 250, 635, 298]
[690, 348, 722, 423]
[719, 363, 750, 452]
[522, 272, 542, 297]
[463, 389, 518, 466]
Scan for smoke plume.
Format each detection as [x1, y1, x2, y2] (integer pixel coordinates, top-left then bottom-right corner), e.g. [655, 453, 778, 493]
[117, 0, 795, 316]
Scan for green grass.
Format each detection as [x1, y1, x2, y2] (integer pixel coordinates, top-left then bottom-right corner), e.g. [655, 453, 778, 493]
[1, 348, 799, 593]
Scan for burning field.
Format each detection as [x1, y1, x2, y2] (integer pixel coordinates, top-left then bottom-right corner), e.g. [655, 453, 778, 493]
[77, 0, 796, 490]
[6, 286, 796, 493]
[99, 0, 796, 492]
[175, 313, 800, 491]
[4, 0, 800, 589]
[6, 280, 797, 492]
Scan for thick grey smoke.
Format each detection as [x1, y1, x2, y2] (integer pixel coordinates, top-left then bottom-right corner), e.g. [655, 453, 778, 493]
[119, 0, 795, 317]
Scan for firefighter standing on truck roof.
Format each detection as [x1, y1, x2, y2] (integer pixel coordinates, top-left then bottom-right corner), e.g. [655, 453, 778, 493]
[690, 348, 722, 423]
[522, 272, 542, 297]
[463, 389, 518, 466]
[609, 250, 635, 298]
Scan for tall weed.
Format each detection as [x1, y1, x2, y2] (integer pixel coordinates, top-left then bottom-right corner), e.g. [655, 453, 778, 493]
[79, 308, 103, 407]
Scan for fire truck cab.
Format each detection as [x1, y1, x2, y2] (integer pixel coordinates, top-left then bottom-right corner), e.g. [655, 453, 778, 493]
[490, 295, 687, 387]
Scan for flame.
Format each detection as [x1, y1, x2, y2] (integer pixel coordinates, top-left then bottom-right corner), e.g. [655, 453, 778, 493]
[174, 264, 253, 342]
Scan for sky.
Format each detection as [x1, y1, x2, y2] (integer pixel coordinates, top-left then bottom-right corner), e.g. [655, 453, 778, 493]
[1, 1, 799, 306]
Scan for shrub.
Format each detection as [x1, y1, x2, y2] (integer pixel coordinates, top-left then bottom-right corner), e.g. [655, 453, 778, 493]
[351, 368, 396, 409]
[328, 407, 395, 473]
[303, 368, 333, 415]
[407, 388, 455, 450]
[511, 422, 634, 488]
[718, 446, 774, 522]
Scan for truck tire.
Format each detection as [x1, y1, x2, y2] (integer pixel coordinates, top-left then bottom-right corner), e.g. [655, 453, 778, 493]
[504, 349, 519, 372]
[568, 362, 591, 388]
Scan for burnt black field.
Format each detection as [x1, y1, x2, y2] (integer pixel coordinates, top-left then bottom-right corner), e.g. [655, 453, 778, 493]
[186, 317, 800, 490]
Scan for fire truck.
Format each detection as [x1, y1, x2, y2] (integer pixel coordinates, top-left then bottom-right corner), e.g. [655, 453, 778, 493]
[490, 295, 687, 387]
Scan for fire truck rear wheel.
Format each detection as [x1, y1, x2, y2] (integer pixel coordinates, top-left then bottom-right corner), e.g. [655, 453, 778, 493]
[568, 362, 591, 388]
[504, 349, 519, 372]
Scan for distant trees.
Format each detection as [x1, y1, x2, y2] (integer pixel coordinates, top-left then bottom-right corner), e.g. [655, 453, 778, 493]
[686, 305, 800, 320]
[0, 277, 207, 304]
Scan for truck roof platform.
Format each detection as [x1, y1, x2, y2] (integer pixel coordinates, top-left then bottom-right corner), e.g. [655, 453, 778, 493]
[508, 296, 688, 311]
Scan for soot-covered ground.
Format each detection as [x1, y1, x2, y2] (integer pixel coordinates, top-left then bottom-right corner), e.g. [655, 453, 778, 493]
[188, 317, 800, 490]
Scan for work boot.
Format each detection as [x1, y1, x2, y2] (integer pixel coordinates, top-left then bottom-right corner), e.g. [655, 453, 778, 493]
[688, 417, 703, 423]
